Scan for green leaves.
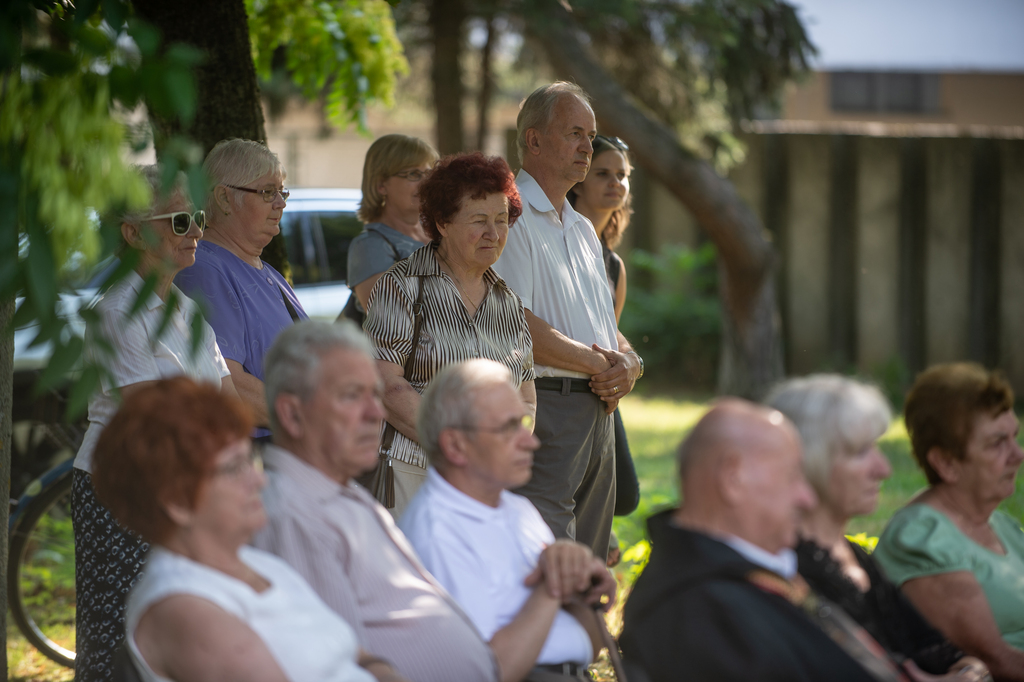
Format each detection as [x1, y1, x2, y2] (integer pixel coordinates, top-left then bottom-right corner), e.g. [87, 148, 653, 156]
[247, 0, 408, 133]
[0, 0, 205, 420]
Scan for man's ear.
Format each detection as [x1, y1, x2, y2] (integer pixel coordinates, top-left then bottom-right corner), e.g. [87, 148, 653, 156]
[926, 447, 961, 484]
[524, 128, 543, 157]
[274, 393, 305, 440]
[438, 428, 470, 468]
[717, 451, 746, 506]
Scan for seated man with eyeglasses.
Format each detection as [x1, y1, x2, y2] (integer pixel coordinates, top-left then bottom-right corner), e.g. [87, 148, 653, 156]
[399, 359, 616, 682]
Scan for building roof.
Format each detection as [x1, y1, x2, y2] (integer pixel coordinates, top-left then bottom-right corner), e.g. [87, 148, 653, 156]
[793, 0, 1024, 72]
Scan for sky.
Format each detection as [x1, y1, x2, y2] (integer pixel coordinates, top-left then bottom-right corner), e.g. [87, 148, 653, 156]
[792, 0, 1024, 72]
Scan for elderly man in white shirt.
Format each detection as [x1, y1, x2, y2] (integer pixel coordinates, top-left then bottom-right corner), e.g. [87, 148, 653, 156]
[493, 82, 643, 559]
[400, 359, 616, 682]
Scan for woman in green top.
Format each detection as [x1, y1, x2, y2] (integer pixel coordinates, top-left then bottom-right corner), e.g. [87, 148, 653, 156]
[875, 362, 1024, 681]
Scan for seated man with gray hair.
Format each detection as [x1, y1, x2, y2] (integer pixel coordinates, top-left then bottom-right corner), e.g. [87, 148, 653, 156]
[251, 321, 498, 682]
[399, 359, 615, 682]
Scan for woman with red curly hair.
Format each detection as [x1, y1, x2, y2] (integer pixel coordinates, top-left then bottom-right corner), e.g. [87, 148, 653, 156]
[363, 152, 536, 516]
[92, 377, 406, 682]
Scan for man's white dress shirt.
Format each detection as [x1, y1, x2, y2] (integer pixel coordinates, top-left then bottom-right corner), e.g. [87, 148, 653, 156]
[493, 170, 619, 379]
[399, 468, 594, 666]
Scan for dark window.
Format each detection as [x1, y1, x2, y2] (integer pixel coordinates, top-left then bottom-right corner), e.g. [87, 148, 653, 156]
[830, 72, 940, 114]
[280, 211, 363, 285]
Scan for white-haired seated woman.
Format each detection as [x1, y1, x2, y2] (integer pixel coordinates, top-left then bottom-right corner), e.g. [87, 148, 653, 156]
[91, 376, 407, 682]
[766, 375, 988, 682]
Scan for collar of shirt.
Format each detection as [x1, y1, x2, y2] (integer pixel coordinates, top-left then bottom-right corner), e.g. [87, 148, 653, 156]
[262, 443, 364, 505]
[722, 533, 798, 579]
[123, 269, 176, 313]
[424, 467, 510, 523]
[517, 170, 602, 250]
[406, 241, 501, 290]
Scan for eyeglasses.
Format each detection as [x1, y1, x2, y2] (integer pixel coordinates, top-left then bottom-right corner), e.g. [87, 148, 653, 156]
[214, 448, 264, 477]
[226, 185, 290, 203]
[146, 210, 207, 235]
[392, 168, 430, 182]
[455, 414, 535, 438]
[595, 135, 629, 152]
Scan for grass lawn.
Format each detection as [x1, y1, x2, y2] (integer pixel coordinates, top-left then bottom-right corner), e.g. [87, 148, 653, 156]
[611, 394, 1024, 558]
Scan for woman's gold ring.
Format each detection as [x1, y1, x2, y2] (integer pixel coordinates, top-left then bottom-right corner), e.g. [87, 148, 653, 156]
[613, 385, 619, 393]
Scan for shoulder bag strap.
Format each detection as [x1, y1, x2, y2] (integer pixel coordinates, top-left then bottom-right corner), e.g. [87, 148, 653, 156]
[375, 275, 426, 508]
[368, 224, 403, 262]
[275, 282, 302, 323]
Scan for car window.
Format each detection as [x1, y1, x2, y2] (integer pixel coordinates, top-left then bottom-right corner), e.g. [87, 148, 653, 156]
[281, 210, 363, 285]
[280, 212, 313, 285]
[315, 212, 363, 284]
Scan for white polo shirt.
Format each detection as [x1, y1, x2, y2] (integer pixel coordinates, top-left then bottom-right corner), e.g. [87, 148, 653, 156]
[399, 468, 594, 666]
[493, 170, 618, 378]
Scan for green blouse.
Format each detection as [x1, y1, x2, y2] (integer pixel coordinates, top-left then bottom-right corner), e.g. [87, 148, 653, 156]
[875, 504, 1024, 651]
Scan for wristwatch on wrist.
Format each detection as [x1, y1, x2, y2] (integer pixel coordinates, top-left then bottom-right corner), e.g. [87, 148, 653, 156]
[627, 350, 644, 379]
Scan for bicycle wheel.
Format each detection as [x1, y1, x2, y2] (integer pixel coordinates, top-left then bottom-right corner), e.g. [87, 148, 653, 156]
[8, 467, 76, 668]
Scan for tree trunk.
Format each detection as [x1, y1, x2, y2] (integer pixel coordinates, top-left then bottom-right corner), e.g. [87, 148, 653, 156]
[474, 14, 497, 152]
[430, 0, 466, 154]
[530, 4, 784, 398]
[0, 295, 13, 681]
[132, 0, 291, 280]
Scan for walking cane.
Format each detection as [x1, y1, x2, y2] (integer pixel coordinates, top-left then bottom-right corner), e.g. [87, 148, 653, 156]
[590, 605, 629, 682]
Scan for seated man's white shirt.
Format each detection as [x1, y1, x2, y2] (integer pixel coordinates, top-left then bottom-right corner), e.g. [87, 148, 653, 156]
[492, 170, 618, 379]
[399, 468, 593, 665]
[723, 534, 798, 579]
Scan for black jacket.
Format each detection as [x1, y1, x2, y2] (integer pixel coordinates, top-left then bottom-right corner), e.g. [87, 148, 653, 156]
[620, 510, 880, 682]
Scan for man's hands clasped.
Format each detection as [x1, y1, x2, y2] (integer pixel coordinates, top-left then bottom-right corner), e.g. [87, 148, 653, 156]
[588, 345, 642, 414]
[523, 539, 617, 609]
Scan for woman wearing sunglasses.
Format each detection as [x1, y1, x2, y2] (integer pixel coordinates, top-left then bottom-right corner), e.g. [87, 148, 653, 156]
[344, 134, 439, 322]
[175, 138, 307, 441]
[567, 134, 640, 524]
[72, 164, 237, 682]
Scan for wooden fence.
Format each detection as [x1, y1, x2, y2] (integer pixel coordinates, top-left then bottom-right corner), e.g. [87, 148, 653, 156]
[621, 122, 1024, 393]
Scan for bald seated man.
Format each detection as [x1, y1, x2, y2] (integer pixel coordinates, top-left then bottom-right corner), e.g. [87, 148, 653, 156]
[619, 400, 890, 682]
[399, 359, 615, 682]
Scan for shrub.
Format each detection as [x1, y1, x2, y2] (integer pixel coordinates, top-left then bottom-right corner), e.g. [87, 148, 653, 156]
[620, 243, 721, 390]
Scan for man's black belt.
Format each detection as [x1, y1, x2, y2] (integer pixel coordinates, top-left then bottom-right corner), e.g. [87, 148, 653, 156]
[535, 377, 591, 394]
[534, 662, 589, 678]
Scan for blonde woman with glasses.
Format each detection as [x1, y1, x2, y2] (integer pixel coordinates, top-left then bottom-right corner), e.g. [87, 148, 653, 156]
[345, 134, 439, 320]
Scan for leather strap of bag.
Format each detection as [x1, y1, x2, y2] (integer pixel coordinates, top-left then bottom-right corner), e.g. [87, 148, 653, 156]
[374, 275, 425, 508]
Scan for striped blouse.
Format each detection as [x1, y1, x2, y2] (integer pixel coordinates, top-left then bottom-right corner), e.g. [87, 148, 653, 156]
[364, 243, 535, 468]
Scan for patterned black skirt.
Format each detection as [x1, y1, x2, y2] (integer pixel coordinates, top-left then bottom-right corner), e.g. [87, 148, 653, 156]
[72, 468, 149, 682]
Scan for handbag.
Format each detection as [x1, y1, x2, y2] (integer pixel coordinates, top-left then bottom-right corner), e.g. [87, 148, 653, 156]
[363, 275, 425, 508]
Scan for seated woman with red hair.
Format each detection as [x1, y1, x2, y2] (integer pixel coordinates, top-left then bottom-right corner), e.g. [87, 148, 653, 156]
[91, 377, 407, 682]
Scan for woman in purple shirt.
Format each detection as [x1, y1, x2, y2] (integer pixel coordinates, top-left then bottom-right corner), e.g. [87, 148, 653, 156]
[176, 139, 308, 438]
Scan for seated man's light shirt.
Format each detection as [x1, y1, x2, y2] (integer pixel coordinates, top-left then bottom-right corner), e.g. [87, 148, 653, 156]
[400, 468, 593, 665]
[492, 170, 618, 379]
[723, 534, 798, 579]
[252, 446, 498, 682]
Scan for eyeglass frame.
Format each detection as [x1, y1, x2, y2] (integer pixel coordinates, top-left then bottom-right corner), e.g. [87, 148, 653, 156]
[146, 210, 207, 236]
[225, 184, 291, 203]
[452, 413, 535, 438]
[391, 168, 431, 182]
[213, 447, 264, 478]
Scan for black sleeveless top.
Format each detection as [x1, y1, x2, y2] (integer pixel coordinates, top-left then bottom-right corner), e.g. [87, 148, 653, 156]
[603, 244, 622, 307]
